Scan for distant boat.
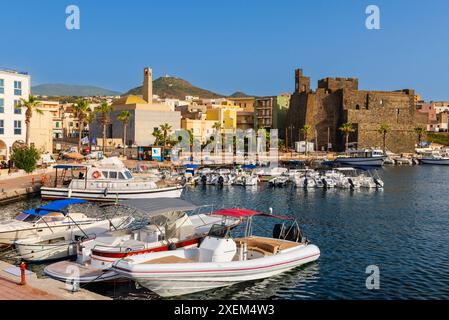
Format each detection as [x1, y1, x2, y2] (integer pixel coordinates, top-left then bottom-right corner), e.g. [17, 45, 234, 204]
[420, 152, 449, 165]
[334, 149, 386, 166]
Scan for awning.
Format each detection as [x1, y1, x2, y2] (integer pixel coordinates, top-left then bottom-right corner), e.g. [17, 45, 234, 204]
[212, 208, 294, 220]
[54, 164, 88, 169]
[24, 199, 87, 216]
[117, 198, 198, 217]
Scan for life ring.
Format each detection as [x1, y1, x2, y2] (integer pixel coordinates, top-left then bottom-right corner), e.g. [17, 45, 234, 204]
[92, 171, 101, 179]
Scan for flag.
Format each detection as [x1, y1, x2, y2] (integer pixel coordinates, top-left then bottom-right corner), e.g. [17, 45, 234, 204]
[81, 136, 89, 145]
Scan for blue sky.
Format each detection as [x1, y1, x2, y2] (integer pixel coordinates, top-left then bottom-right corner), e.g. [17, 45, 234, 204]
[1, 0, 448, 100]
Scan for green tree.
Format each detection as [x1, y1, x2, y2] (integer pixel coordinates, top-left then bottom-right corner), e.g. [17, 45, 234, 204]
[117, 110, 131, 151]
[160, 123, 172, 147]
[73, 99, 91, 151]
[152, 128, 163, 146]
[95, 102, 113, 152]
[10, 145, 41, 173]
[339, 123, 355, 151]
[378, 123, 391, 153]
[300, 124, 312, 155]
[16, 95, 43, 146]
[415, 127, 426, 146]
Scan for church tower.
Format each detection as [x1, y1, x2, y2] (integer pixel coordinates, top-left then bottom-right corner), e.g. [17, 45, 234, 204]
[143, 67, 152, 103]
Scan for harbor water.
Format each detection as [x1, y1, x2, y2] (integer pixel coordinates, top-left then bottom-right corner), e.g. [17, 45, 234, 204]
[1, 166, 449, 300]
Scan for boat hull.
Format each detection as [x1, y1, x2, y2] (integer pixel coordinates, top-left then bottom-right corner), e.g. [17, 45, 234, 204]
[40, 185, 183, 201]
[113, 244, 320, 297]
[334, 157, 385, 166]
[420, 158, 449, 165]
[15, 241, 77, 262]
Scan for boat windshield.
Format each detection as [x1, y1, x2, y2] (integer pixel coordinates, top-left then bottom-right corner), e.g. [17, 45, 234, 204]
[208, 224, 231, 239]
[124, 170, 133, 179]
[15, 212, 41, 222]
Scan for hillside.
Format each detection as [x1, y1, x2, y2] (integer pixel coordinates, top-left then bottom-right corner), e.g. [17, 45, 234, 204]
[32, 83, 121, 97]
[125, 76, 224, 99]
[229, 91, 253, 98]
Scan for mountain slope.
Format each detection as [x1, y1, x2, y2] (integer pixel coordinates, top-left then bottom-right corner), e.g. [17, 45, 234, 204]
[32, 83, 121, 97]
[125, 76, 224, 99]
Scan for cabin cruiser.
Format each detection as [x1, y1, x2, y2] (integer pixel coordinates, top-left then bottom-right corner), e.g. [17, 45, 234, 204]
[44, 198, 241, 283]
[0, 199, 103, 245]
[41, 158, 184, 201]
[419, 151, 449, 165]
[112, 208, 320, 297]
[268, 175, 289, 187]
[233, 173, 258, 186]
[13, 200, 133, 262]
[334, 149, 386, 166]
[332, 168, 361, 189]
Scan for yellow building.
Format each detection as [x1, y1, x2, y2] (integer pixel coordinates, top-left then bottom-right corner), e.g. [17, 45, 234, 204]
[205, 101, 241, 130]
[29, 101, 54, 154]
[181, 118, 216, 143]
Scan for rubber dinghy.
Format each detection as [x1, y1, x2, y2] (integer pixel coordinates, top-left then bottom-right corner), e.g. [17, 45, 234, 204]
[112, 208, 320, 297]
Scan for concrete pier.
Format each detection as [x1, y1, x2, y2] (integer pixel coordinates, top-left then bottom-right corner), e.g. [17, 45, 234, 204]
[0, 260, 111, 300]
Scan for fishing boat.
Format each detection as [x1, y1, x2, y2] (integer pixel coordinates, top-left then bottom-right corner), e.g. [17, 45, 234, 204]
[112, 208, 320, 297]
[334, 149, 386, 166]
[44, 198, 241, 283]
[40, 158, 184, 201]
[0, 199, 103, 245]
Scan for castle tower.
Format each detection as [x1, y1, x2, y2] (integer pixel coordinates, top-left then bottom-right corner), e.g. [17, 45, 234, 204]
[294, 68, 310, 93]
[143, 67, 152, 103]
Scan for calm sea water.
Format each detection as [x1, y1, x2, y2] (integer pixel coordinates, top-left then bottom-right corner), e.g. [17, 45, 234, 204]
[2, 166, 449, 300]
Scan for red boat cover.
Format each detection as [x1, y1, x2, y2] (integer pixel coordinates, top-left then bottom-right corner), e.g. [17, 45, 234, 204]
[212, 208, 294, 220]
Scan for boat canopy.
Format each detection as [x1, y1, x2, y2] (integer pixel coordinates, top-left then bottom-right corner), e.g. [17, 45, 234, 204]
[24, 199, 87, 216]
[118, 198, 198, 217]
[212, 208, 294, 220]
[241, 164, 257, 169]
[54, 164, 89, 169]
[183, 164, 200, 168]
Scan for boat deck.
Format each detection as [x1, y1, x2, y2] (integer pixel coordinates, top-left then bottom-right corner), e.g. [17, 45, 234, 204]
[235, 236, 300, 255]
[140, 255, 194, 264]
[45, 260, 104, 278]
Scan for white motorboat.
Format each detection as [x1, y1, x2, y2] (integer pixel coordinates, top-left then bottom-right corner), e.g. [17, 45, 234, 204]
[44, 198, 241, 283]
[112, 208, 320, 297]
[233, 174, 258, 186]
[0, 199, 102, 245]
[41, 158, 184, 201]
[333, 168, 361, 189]
[420, 152, 449, 165]
[14, 214, 133, 262]
[334, 149, 386, 166]
[268, 176, 289, 187]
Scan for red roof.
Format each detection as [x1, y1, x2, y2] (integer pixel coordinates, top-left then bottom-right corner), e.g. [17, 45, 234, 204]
[212, 208, 293, 220]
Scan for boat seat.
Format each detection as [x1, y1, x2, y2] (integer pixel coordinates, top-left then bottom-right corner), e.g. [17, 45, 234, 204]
[140, 255, 194, 264]
[235, 238, 280, 255]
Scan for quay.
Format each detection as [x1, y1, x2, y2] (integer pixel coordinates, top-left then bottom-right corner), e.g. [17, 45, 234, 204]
[0, 260, 111, 300]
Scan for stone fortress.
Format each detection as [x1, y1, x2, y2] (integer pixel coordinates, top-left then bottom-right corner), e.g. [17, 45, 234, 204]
[286, 68, 427, 153]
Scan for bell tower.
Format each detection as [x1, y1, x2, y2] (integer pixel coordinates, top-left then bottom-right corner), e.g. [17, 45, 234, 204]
[143, 67, 152, 103]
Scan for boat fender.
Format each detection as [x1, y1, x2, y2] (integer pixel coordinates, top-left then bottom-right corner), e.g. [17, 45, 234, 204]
[168, 243, 177, 251]
[104, 188, 108, 197]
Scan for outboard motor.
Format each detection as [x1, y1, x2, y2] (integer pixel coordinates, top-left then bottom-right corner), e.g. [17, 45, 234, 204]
[201, 175, 207, 184]
[348, 178, 355, 190]
[218, 175, 224, 185]
[374, 178, 383, 188]
[322, 178, 328, 189]
[303, 177, 308, 189]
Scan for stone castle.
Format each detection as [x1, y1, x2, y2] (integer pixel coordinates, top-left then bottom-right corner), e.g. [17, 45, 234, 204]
[286, 68, 427, 153]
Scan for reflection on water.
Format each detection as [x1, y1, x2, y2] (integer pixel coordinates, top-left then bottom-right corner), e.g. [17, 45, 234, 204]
[2, 166, 449, 299]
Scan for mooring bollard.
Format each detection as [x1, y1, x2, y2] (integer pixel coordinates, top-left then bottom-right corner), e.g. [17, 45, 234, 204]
[20, 261, 26, 285]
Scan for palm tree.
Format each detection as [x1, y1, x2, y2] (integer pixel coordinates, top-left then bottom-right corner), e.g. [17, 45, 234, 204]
[300, 124, 311, 155]
[378, 123, 391, 154]
[212, 122, 222, 133]
[95, 102, 113, 152]
[339, 123, 355, 151]
[85, 109, 96, 151]
[152, 128, 163, 146]
[72, 99, 91, 151]
[159, 123, 172, 147]
[415, 127, 426, 146]
[117, 110, 131, 152]
[16, 95, 42, 146]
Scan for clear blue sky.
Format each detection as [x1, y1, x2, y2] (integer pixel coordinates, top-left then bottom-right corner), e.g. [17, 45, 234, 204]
[1, 0, 448, 100]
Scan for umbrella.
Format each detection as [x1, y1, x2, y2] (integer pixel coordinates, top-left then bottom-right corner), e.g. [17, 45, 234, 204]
[65, 152, 85, 160]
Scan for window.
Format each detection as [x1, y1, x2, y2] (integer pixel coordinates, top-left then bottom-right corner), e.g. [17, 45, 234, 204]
[14, 100, 21, 114]
[14, 81, 22, 96]
[0, 120, 4, 134]
[0, 99, 3, 113]
[14, 120, 21, 135]
[0, 79, 4, 94]
[109, 171, 117, 179]
[124, 170, 133, 179]
[118, 172, 126, 180]
[55, 121, 60, 128]
[101, 171, 109, 178]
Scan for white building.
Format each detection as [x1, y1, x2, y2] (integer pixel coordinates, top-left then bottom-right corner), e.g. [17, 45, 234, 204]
[0, 69, 29, 160]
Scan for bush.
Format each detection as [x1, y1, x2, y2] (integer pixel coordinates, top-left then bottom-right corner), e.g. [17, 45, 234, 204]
[10, 145, 41, 173]
[427, 132, 449, 146]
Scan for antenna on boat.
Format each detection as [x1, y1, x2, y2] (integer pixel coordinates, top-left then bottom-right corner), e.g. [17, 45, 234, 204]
[269, 207, 273, 215]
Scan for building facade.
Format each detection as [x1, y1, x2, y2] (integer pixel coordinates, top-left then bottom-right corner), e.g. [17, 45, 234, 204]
[254, 94, 290, 138]
[0, 69, 29, 160]
[287, 68, 426, 153]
